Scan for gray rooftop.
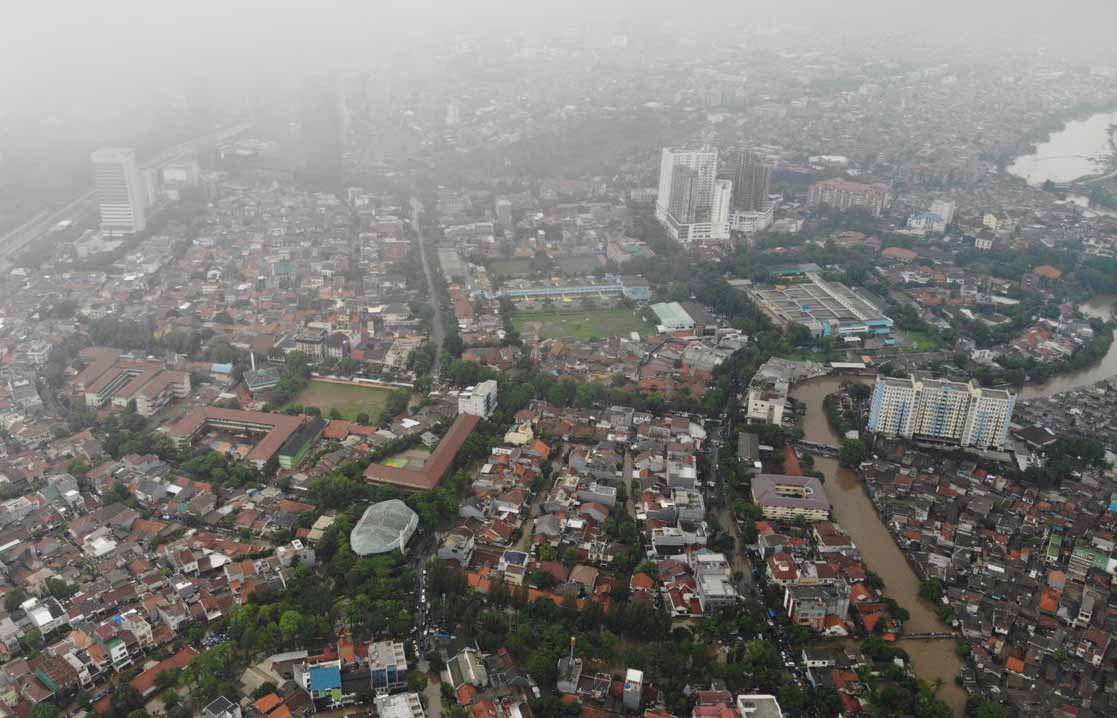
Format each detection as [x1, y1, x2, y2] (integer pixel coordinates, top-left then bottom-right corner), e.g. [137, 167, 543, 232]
[751, 474, 831, 512]
[350, 499, 418, 555]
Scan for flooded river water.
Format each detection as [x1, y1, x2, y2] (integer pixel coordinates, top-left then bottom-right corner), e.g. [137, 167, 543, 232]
[776, 296, 1117, 713]
[792, 376, 968, 715]
[1018, 294, 1117, 399]
[1007, 111, 1117, 185]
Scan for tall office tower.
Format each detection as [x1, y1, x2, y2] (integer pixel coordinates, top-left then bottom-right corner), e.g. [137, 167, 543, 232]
[656, 146, 718, 224]
[300, 74, 346, 192]
[90, 147, 147, 236]
[868, 375, 1016, 450]
[141, 168, 160, 208]
[711, 179, 733, 229]
[732, 150, 773, 211]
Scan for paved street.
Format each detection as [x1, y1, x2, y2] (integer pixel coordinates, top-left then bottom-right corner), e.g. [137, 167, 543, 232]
[411, 200, 445, 384]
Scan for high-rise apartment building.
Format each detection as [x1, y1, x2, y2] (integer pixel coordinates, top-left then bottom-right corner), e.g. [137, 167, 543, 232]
[868, 375, 1015, 450]
[807, 178, 892, 216]
[962, 389, 1017, 450]
[732, 150, 773, 211]
[908, 378, 973, 442]
[655, 146, 728, 242]
[667, 165, 700, 223]
[930, 199, 956, 226]
[91, 147, 147, 236]
[865, 376, 918, 438]
[711, 179, 733, 230]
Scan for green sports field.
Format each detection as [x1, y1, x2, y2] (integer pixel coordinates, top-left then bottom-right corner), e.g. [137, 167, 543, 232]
[288, 380, 397, 421]
[512, 308, 657, 341]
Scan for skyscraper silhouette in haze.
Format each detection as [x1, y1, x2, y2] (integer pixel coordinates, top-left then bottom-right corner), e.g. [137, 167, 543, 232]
[300, 74, 346, 192]
[731, 150, 773, 212]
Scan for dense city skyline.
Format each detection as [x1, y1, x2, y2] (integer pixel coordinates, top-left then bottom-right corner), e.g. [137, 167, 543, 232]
[1, 3, 1117, 718]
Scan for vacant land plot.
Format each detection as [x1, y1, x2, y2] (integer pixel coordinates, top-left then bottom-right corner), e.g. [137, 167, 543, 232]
[513, 308, 656, 341]
[901, 330, 943, 352]
[289, 380, 396, 421]
[488, 258, 534, 277]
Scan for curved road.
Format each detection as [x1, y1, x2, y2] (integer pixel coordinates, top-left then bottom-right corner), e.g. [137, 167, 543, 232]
[411, 200, 445, 383]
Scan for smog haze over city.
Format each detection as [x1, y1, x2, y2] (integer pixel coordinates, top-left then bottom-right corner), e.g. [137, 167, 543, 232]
[3, 2, 1117, 718]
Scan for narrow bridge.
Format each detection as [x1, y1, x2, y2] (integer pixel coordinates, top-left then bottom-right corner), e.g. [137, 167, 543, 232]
[899, 632, 959, 641]
[797, 440, 840, 456]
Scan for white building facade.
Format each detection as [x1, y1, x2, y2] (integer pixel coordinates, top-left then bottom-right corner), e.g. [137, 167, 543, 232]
[91, 147, 147, 235]
[868, 375, 1015, 450]
[655, 146, 729, 242]
[458, 379, 498, 418]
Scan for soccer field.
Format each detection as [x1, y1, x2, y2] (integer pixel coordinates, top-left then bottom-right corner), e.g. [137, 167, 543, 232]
[289, 380, 397, 420]
[512, 308, 656, 341]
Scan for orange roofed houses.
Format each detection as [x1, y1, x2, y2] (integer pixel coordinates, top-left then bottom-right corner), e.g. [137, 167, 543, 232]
[881, 246, 919, 264]
[130, 646, 199, 697]
[75, 347, 191, 418]
[364, 414, 481, 490]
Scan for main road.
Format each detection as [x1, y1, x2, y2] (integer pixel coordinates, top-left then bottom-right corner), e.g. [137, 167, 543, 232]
[410, 200, 445, 383]
[0, 120, 253, 265]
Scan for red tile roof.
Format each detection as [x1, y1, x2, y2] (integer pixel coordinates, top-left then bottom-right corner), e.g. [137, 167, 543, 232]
[364, 414, 480, 490]
[131, 646, 199, 696]
[166, 407, 305, 464]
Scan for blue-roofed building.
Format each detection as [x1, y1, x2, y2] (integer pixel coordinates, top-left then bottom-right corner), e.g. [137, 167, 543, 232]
[905, 211, 946, 235]
[297, 659, 355, 709]
[748, 273, 893, 339]
[309, 664, 342, 692]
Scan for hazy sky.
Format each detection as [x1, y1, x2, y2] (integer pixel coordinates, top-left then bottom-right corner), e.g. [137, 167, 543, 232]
[2, 0, 1116, 112]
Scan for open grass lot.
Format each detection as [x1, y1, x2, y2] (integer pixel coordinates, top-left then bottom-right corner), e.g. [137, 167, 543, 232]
[288, 380, 396, 420]
[902, 330, 943, 352]
[513, 308, 656, 341]
[488, 258, 534, 277]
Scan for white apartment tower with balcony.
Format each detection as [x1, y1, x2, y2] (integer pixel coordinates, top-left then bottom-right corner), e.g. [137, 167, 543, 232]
[866, 376, 918, 438]
[961, 387, 1016, 450]
[655, 146, 729, 242]
[868, 375, 1015, 450]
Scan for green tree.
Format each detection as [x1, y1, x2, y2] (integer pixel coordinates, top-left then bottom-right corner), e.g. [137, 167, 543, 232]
[21, 628, 43, 651]
[109, 684, 145, 718]
[839, 438, 866, 467]
[918, 578, 944, 602]
[4, 588, 26, 613]
[407, 671, 429, 692]
[279, 610, 304, 644]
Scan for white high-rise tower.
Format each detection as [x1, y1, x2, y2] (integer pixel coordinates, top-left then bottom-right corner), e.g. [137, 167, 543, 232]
[711, 179, 733, 234]
[91, 147, 147, 236]
[655, 146, 728, 242]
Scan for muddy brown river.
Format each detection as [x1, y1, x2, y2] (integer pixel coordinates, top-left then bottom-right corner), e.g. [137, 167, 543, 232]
[792, 376, 967, 715]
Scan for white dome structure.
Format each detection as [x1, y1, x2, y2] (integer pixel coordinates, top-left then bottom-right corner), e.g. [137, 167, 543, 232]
[350, 499, 419, 556]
